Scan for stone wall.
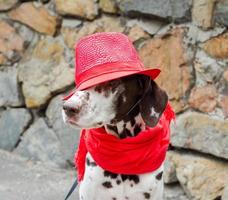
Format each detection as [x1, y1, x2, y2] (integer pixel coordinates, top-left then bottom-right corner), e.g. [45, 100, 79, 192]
[0, 0, 227, 199]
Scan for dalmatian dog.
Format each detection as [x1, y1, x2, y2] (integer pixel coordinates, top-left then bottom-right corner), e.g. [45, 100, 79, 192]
[62, 74, 168, 200]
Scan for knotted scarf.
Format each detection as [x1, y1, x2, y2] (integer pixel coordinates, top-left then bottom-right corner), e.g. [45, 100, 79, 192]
[75, 103, 175, 181]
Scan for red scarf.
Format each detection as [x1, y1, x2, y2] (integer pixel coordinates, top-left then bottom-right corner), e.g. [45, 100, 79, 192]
[75, 103, 175, 181]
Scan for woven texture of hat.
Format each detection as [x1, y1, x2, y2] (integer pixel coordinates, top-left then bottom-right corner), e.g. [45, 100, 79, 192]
[76, 32, 141, 74]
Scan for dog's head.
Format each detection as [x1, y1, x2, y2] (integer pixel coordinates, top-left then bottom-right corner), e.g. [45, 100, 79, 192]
[62, 75, 168, 129]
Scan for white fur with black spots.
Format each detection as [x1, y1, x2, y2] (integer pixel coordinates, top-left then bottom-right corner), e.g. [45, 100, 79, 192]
[62, 75, 168, 200]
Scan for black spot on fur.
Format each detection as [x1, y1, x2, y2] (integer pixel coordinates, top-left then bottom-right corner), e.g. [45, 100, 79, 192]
[112, 198, 117, 200]
[85, 92, 90, 100]
[102, 181, 112, 188]
[119, 128, 132, 139]
[116, 180, 121, 185]
[90, 161, 97, 167]
[143, 192, 150, 199]
[122, 105, 140, 123]
[104, 171, 118, 179]
[86, 158, 97, 167]
[213, 196, 221, 200]
[130, 118, 136, 126]
[121, 175, 128, 182]
[117, 95, 124, 108]
[107, 125, 118, 134]
[134, 124, 142, 136]
[111, 85, 117, 93]
[94, 85, 102, 93]
[97, 122, 102, 126]
[86, 158, 90, 166]
[120, 175, 139, 184]
[156, 171, 163, 180]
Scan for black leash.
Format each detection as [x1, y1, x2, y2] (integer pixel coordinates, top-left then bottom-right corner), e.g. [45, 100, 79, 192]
[64, 178, 78, 200]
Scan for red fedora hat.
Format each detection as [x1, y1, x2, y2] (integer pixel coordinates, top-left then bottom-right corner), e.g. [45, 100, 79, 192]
[74, 32, 160, 91]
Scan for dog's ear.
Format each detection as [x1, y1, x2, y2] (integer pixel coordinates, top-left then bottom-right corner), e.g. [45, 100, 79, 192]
[138, 76, 168, 127]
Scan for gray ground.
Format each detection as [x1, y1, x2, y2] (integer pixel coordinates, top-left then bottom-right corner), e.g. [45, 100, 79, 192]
[0, 150, 78, 200]
[0, 150, 188, 200]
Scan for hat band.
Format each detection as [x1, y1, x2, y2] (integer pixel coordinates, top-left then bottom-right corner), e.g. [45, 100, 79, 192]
[76, 61, 145, 86]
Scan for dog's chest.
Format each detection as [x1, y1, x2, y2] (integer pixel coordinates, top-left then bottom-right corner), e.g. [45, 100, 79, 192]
[79, 153, 164, 200]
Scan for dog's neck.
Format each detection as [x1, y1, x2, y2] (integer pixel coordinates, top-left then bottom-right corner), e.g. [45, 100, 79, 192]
[104, 105, 146, 139]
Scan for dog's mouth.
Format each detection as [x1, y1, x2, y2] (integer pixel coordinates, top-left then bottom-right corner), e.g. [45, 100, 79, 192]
[67, 118, 78, 125]
[66, 118, 83, 129]
[62, 110, 80, 127]
[63, 112, 102, 129]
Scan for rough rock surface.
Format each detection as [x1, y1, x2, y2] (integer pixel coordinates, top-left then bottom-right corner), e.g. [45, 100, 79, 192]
[167, 151, 228, 200]
[0, 108, 32, 151]
[219, 95, 228, 118]
[0, 0, 17, 11]
[194, 50, 224, 85]
[18, 36, 74, 108]
[202, 33, 228, 59]
[118, 0, 192, 22]
[192, 0, 216, 30]
[0, 53, 6, 65]
[46, 94, 80, 164]
[15, 118, 66, 168]
[127, 19, 165, 36]
[0, 67, 23, 107]
[139, 28, 193, 113]
[55, 0, 98, 20]
[214, 0, 228, 27]
[164, 156, 178, 184]
[164, 184, 189, 200]
[171, 112, 228, 159]
[188, 85, 218, 113]
[0, 20, 24, 65]
[183, 24, 226, 45]
[13, 20, 37, 45]
[223, 186, 228, 200]
[223, 69, 228, 82]
[99, 0, 117, 14]
[0, 149, 78, 200]
[8, 2, 59, 35]
[61, 15, 124, 49]
[127, 25, 150, 42]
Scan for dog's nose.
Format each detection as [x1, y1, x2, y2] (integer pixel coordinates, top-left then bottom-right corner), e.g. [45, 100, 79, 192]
[63, 104, 79, 116]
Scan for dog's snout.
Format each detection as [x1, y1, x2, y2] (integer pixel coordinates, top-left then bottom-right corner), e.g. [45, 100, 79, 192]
[63, 104, 79, 116]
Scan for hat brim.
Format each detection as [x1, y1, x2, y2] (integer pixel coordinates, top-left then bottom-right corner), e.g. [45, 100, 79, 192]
[63, 68, 160, 101]
[77, 68, 160, 91]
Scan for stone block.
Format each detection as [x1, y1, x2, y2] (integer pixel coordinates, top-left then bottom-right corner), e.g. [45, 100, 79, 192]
[214, 0, 228, 27]
[171, 112, 228, 159]
[15, 118, 67, 167]
[0, 67, 23, 107]
[118, 0, 192, 22]
[18, 36, 74, 108]
[167, 151, 228, 200]
[55, 0, 98, 20]
[0, 108, 32, 151]
[46, 94, 80, 164]
[8, 2, 59, 35]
